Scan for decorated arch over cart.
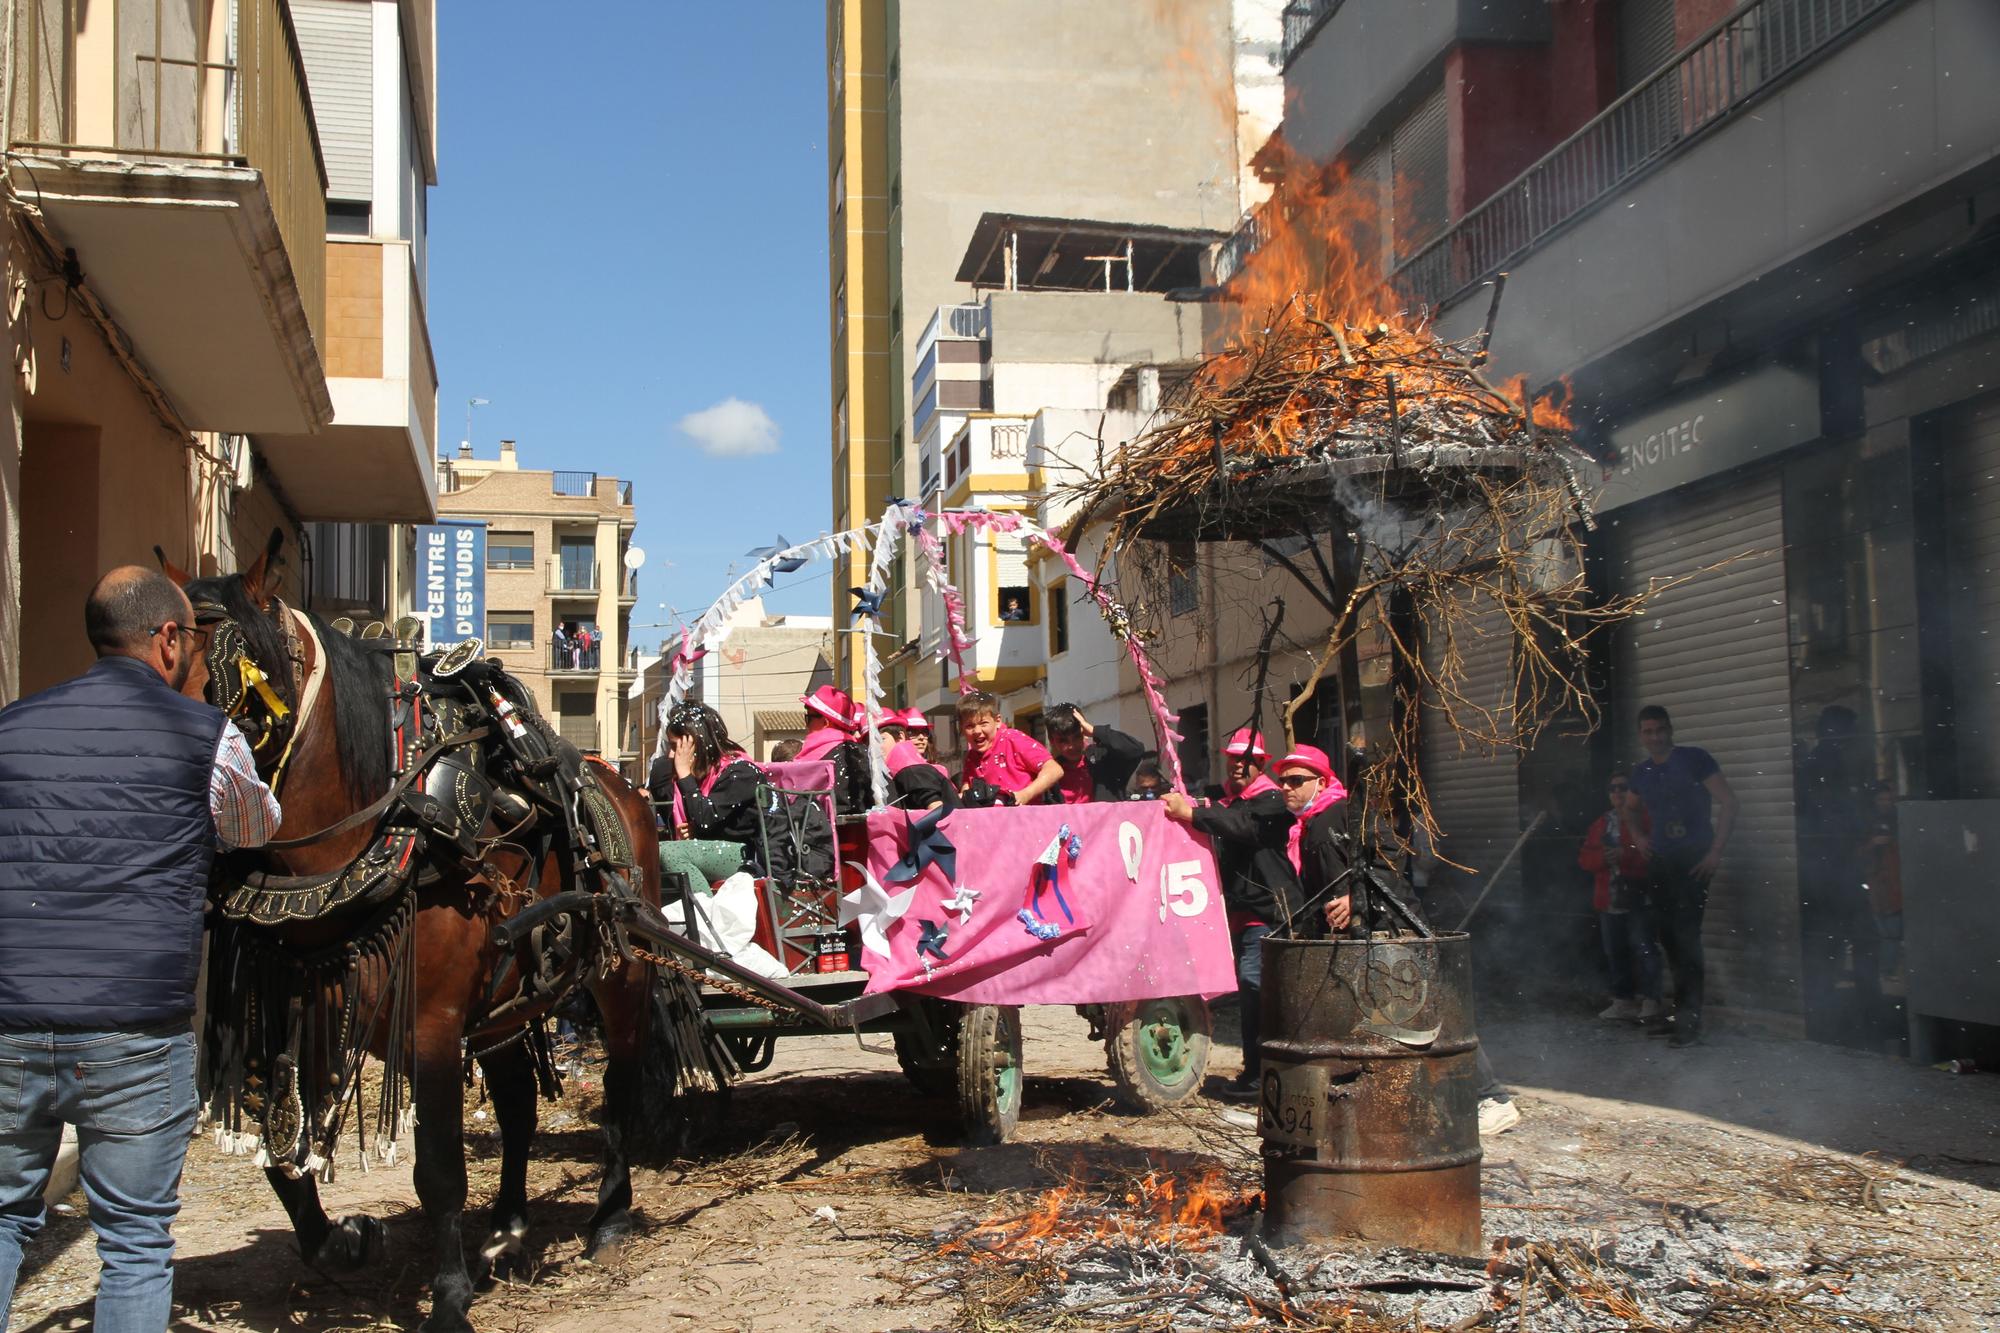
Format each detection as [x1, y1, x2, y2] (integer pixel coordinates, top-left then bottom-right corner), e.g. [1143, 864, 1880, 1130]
[654, 503, 1191, 796]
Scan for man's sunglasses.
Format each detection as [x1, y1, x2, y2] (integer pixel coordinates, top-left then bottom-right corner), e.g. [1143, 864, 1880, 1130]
[1129, 789, 1162, 801]
[1278, 774, 1319, 789]
[150, 622, 210, 650]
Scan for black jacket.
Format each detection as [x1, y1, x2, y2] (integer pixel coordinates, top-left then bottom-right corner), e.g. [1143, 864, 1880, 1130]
[891, 763, 957, 811]
[1295, 804, 1348, 940]
[652, 753, 766, 850]
[1043, 726, 1148, 804]
[1190, 784, 1302, 926]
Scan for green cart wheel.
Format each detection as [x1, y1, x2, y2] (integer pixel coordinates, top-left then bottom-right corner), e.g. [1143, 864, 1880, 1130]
[957, 1004, 1023, 1145]
[1104, 994, 1212, 1111]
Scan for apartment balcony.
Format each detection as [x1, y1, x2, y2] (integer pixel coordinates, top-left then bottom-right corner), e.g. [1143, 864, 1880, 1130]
[258, 238, 439, 520]
[941, 415, 1033, 498]
[547, 556, 599, 600]
[6, 0, 332, 435]
[550, 644, 603, 674]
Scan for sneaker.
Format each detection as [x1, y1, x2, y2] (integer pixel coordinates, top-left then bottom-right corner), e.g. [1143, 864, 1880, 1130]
[1598, 998, 1640, 1021]
[1637, 998, 1667, 1022]
[1644, 1015, 1677, 1037]
[1478, 1097, 1522, 1136]
[1218, 1108, 1259, 1131]
[1667, 1026, 1703, 1048]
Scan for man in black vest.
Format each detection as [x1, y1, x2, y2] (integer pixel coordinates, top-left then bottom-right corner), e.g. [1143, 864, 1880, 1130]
[0, 567, 281, 1331]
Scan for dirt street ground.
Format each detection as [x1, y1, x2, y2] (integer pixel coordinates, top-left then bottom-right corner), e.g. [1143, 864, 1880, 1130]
[8, 1001, 2000, 1332]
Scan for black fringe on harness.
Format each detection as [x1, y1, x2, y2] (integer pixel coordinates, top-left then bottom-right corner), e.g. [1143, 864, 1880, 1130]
[202, 887, 419, 1179]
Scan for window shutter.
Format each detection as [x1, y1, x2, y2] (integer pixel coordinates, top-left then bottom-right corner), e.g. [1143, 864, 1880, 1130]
[1391, 83, 1448, 260]
[293, 0, 375, 202]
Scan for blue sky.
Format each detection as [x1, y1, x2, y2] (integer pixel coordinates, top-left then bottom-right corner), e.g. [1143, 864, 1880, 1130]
[429, 4, 832, 652]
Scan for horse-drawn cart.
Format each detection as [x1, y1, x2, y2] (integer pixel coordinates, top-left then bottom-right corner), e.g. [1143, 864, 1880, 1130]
[520, 773, 1232, 1145]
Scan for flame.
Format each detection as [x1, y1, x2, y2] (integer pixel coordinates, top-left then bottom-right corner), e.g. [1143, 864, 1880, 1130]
[948, 1167, 1253, 1260]
[1223, 144, 1396, 342]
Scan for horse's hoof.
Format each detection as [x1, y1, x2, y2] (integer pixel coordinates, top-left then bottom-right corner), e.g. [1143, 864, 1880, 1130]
[475, 1218, 532, 1286]
[310, 1214, 383, 1271]
[580, 1215, 635, 1266]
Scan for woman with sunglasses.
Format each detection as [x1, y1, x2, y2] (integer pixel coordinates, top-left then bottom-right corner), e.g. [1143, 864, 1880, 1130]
[1579, 767, 1663, 1024]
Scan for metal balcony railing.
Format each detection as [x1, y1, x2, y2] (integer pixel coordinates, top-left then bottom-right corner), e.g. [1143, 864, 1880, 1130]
[1280, 0, 1348, 68]
[1394, 0, 1901, 312]
[548, 554, 598, 595]
[616, 479, 634, 505]
[552, 471, 598, 497]
[551, 643, 602, 672]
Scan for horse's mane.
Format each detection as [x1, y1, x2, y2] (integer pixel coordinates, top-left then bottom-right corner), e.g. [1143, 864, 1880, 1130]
[187, 572, 392, 803]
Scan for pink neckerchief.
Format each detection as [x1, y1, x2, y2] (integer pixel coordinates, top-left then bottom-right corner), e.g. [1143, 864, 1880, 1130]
[795, 726, 848, 763]
[1223, 773, 1279, 807]
[1287, 778, 1350, 872]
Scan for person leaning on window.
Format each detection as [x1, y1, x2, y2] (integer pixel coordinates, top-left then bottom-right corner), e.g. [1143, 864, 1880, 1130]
[0, 567, 282, 1331]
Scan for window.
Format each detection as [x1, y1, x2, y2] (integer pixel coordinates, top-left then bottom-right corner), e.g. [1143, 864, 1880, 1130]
[326, 201, 371, 236]
[993, 527, 1034, 625]
[487, 612, 533, 650]
[1169, 544, 1199, 617]
[487, 531, 533, 570]
[835, 278, 847, 340]
[1049, 578, 1070, 655]
[558, 538, 595, 591]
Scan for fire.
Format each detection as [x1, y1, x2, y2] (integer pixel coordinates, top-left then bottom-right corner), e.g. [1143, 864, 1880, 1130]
[948, 1166, 1254, 1260]
[1222, 141, 1397, 344]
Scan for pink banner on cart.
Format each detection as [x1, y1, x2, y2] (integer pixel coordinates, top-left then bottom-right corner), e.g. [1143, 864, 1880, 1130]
[857, 803, 1235, 1003]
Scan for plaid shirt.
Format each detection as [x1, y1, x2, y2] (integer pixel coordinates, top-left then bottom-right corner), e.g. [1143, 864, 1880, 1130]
[211, 719, 281, 848]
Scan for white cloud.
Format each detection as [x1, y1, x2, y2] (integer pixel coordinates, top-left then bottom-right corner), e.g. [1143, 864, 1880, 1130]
[676, 397, 780, 458]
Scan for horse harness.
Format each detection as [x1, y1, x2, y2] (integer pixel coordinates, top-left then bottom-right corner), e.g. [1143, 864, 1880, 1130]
[194, 601, 643, 1179]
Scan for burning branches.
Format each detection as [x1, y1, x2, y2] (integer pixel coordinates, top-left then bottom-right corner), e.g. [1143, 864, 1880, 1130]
[1071, 293, 1662, 860]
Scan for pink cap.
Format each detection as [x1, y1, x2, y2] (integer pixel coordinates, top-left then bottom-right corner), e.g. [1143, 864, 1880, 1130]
[1224, 727, 1269, 760]
[804, 685, 856, 729]
[1274, 744, 1333, 781]
[901, 708, 933, 732]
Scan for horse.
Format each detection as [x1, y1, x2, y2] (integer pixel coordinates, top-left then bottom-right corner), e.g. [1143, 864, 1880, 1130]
[166, 532, 706, 1333]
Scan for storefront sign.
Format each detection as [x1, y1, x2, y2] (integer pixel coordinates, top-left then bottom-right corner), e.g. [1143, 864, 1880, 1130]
[1596, 364, 1820, 513]
[418, 521, 485, 645]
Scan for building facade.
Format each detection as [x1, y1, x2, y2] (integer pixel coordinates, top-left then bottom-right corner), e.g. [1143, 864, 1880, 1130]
[825, 0, 1252, 705]
[2, 0, 438, 700]
[1254, 0, 2000, 1044]
[436, 441, 638, 767]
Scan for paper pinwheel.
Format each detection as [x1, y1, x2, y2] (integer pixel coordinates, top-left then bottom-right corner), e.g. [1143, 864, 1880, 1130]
[746, 536, 809, 575]
[915, 919, 951, 962]
[848, 586, 885, 617]
[886, 806, 956, 885]
[944, 883, 981, 925]
[840, 861, 915, 959]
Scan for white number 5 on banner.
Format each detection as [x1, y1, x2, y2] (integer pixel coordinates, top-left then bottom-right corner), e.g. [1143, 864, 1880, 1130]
[1158, 860, 1210, 923]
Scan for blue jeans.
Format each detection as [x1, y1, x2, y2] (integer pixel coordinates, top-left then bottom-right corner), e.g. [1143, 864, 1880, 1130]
[0, 1024, 198, 1332]
[1233, 925, 1271, 1079]
[1598, 910, 1662, 1001]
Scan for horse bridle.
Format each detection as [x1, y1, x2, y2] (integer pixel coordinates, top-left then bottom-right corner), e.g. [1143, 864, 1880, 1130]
[192, 595, 305, 794]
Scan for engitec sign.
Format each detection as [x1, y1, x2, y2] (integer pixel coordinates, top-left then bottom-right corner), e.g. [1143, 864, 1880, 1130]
[418, 521, 485, 646]
[1596, 364, 1820, 513]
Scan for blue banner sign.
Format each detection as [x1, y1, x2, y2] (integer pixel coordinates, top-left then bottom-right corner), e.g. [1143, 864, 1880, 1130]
[418, 521, 485, 646]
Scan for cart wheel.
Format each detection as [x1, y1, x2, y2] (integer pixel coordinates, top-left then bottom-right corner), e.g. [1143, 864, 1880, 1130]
[1104, 995, 1212, 1111]
[957, 1005, 1023, 1145]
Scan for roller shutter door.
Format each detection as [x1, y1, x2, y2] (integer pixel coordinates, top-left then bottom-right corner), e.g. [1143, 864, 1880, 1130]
[293, 0, 374, 202]
[1942, 396, 2000, 796]
[1420, 595, 1519, 907]
[1605, 472, 1800, 1024]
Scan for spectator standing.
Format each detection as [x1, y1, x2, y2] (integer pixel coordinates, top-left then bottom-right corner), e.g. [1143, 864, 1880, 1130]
[1578, 768, 1663, 1023]
[1629, 704, 1738, 1047]
[1273, 745, 1351, 934]
[1127, 759, 1167, 801]
[1162, 728, 1301, 1101]
[0, 567, 282, 1330]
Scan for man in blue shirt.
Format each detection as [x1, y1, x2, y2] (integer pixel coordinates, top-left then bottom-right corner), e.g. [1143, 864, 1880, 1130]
[1628, 705, 1738, 1047]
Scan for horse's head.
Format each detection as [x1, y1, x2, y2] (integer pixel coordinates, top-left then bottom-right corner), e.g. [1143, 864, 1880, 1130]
[158, 529, 300, 770]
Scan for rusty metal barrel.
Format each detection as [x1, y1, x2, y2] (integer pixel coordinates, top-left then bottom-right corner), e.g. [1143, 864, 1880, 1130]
[1257, 933, 1482, 1254]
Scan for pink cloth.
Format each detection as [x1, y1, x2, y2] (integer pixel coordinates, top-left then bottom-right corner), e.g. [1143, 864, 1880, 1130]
[795, 726, 846, 764]
[858, 803, 1235, 1002]
[884, 741, 926, 775]
[961, 725, 1053, 794]
[1222, 772, 1279, 807]
[1286, 778, 1349, 872]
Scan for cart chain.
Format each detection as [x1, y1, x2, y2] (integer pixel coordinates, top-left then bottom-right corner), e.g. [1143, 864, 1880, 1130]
[632, 944, 792, 1015]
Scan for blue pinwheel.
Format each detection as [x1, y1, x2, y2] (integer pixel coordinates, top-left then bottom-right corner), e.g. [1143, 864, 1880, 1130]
[886, 805, 956, 884]
[746, 536, 809, 575]
[849, 586, 885, 618]
[915, 918, 952, 963]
